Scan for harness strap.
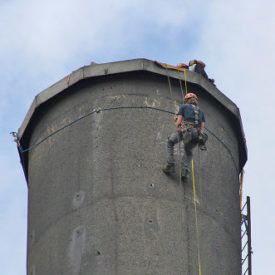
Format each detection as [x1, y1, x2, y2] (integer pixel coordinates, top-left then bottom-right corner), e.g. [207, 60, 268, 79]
[191, 104, 200, 126]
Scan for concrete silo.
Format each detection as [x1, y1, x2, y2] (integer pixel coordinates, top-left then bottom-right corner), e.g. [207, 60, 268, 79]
[18, 59, 247, 275]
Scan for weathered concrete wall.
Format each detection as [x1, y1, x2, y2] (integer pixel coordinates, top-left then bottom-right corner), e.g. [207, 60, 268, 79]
[26, 70, 242, 275]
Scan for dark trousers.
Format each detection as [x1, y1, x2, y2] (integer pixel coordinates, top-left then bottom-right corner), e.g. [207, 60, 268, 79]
[166, 128, 198, 170]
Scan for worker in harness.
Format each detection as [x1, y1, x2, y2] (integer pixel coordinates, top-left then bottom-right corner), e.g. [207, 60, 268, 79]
[188, 60, 215, 85]
[162, 92, 207, 179]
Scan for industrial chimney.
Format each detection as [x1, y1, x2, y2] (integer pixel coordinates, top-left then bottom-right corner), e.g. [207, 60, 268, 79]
[18, 59, 247, 275]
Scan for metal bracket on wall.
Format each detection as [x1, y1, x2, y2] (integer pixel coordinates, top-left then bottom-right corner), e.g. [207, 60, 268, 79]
[241, 196, 253, 275]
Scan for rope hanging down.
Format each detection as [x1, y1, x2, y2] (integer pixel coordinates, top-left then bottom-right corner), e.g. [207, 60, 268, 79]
[192, 160, 203, 275]
[183, 68, 188, 95]
[178, 68, 188, 185]
[165, 67, 173, 98]
[167, 65, 202, 275]
[182, 66, 203, 275]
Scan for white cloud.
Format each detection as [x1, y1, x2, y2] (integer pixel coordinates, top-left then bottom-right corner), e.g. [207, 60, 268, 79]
[1, 0, 209, 70]
[0, 0, 208, 121]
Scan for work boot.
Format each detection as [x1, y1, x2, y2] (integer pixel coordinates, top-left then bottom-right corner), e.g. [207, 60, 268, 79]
[181, 167, 190, 180]
[199, 144, 207, 151]
[162, 163, 175, 174]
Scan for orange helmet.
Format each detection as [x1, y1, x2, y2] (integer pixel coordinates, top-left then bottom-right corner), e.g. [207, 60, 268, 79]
[184, 93, 198, 101]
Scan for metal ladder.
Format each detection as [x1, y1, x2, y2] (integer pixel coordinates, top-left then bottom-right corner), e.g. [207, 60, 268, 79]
[241, 196, 252, 275]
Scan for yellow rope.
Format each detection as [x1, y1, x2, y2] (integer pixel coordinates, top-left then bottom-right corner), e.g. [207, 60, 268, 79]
[182, 66, 202, 274]
[166, 67, 173, 98]
[178, 142, 182, 185]
[191, 160, 202, 275]
[167, 65, 202, 274]
[183, 67, 202, 274]
[178, 66, 202, 274]
[183, 68, 188, 95]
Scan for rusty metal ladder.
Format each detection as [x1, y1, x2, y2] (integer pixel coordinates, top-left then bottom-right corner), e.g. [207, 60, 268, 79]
[241, 196, 252, 275]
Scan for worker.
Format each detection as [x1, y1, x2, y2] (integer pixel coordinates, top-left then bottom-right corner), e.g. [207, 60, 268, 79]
[162, 92, 206, 180]
[189, 60, 215, 84]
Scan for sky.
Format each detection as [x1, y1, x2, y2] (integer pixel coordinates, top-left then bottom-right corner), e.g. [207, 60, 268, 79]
[0, 0, 274, 274]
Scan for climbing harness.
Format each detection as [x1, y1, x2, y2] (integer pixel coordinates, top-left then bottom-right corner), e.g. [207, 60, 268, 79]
[190, 104, 208, 150]
[178, 104, 207, 151]
[191, 104, 200, 127]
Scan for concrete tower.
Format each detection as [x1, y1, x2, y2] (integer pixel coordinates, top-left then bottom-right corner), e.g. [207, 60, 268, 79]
[18, 59, 247, 275]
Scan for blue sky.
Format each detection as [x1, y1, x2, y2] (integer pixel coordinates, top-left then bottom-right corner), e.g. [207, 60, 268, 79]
[1, 0, 275, 274]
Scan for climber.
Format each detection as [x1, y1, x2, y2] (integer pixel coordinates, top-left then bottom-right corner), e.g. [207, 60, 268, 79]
[189, 60, 215, 84]
[162, 92, 207, 180]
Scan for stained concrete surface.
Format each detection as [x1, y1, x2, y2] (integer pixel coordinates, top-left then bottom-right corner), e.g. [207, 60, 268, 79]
[20, 60, 246, 275]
